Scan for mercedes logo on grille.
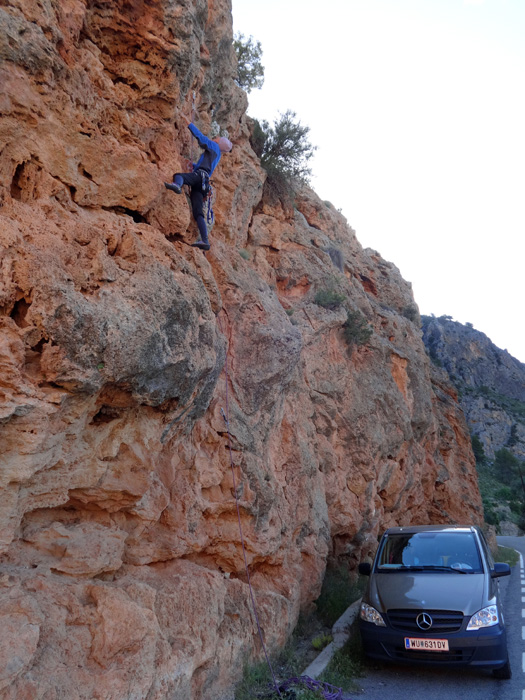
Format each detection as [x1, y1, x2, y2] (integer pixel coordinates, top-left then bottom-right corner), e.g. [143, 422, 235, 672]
[416, 612, 433, 630]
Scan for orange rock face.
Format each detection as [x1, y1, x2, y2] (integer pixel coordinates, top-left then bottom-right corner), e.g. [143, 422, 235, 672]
[0, 1, 483, 698]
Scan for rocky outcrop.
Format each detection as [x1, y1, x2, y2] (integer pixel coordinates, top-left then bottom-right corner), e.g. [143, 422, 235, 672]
[422, 316, 525, 460]
[0, 2, 482, 698]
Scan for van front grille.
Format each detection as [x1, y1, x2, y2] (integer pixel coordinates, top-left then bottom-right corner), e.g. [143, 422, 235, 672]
[386, 609, 464, 633]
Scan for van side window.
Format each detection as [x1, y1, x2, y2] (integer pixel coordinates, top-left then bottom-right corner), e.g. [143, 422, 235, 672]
[478, 530, 495, 569]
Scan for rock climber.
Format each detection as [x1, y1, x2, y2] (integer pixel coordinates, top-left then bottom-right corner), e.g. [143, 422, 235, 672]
[164, 114, 232, 251]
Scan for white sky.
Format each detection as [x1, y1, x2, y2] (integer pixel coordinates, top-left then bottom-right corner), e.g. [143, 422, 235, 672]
[232, 0, 525, 363]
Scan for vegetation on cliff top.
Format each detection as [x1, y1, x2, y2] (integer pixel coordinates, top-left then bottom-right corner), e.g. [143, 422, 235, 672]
[237, 32, 316, 198]
[234, 32, 265, 93]
[250, 110, 316, 189]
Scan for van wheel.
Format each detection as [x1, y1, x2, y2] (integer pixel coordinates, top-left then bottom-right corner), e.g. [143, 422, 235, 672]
[493, 658, 512, 679]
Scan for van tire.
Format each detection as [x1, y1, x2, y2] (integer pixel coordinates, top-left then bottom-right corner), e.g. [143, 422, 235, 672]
[493, 658, 511, 680]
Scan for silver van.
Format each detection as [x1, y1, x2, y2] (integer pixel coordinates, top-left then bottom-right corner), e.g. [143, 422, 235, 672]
[358, 525, 511, 678]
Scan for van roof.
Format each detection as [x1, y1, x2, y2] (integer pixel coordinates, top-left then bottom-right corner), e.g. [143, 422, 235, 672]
[383, 525, 477, 535]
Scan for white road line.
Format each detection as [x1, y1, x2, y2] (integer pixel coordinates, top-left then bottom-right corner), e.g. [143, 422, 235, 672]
[522, 626, 525, 640]
[520, 554, 525, 700]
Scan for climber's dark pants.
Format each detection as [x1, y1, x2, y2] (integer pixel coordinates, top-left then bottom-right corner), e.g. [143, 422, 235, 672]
[173, 171, 209, 243]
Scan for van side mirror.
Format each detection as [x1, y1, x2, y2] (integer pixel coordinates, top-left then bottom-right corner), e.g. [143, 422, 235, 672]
[491, 562, 511, 578]
[358, 562, 372, 576]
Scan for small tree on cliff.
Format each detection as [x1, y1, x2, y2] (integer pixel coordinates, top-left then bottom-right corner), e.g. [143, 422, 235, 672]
[251, 110, 316, 189]
[471, 434, 486, 466]
[234, 33, 264, 93]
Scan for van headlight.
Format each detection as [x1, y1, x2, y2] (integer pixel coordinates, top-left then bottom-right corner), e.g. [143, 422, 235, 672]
[360, 602, 386, 627]
[466, 605, 499, 630]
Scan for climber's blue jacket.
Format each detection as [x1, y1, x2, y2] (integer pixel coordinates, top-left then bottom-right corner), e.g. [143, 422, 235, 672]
[189, 123, 222, 176]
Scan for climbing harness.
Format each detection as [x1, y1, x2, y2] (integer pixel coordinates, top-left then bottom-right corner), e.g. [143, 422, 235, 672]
[194, 167, 214, 226]
[217, 314, 352, 700]
[195, 168, 210, 195]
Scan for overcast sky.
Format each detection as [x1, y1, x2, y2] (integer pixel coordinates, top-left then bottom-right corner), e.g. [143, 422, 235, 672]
[232, 0, 525, 363]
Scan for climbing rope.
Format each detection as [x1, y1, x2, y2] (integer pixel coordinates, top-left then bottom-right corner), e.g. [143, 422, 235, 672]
[217, 313, 283, 699]
[217, 313, 352, 700]
[267, 676, 351, 699]
[189, 90, 196, 165]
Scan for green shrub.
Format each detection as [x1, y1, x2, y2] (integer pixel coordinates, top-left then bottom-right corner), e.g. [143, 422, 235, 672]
[428, 350, 443, 367]
[233, 33, 264, 93]
[234, 627, 315, 699]
[401, 304, 420, 324]
[315, 566, 364, 627]
[494, 448, 521, 485]
[314, 288, 346, 310]
[471, 434, 486, 466]
[482, 500, 500, 528]
[239, 248, 251, 260]
[252, 110, 316, 188]
[495, 486, 514, 501]
[342, 310, 373, 347]
[234, 661, 271, 700]
[510, 499, 524, 516]
[312, 633, 333, 651]
[285, 308, 294, 316]
[508, 424, 519, 447]
[495, 545, 519, 567]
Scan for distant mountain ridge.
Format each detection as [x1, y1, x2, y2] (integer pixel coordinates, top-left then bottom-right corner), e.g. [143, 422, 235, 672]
[422, 315, 525, 460]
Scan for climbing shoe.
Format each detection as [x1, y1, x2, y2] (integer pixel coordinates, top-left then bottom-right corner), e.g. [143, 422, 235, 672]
[164, 182, 182, 194]
[191, 240, 211, 251]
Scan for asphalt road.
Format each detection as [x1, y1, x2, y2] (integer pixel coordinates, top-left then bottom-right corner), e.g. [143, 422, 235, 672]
[354, 535, 524, 700]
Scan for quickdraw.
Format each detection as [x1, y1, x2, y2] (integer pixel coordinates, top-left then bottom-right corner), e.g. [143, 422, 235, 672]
[205, 183, 214, 226]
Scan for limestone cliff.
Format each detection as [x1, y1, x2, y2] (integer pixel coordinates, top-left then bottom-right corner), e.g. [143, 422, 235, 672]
[422, 316, 525, 461]
[0, 1, 482, 698]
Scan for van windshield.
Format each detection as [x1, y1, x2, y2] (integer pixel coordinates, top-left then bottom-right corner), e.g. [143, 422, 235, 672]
[376, 532, 483, 573]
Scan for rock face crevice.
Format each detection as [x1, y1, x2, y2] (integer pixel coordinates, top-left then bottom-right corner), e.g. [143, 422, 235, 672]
[0, 1, 482, 698]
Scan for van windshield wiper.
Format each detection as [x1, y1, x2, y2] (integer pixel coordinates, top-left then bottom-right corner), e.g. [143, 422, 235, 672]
[377, 564, 476, 574]
[409, 565, 469, 574]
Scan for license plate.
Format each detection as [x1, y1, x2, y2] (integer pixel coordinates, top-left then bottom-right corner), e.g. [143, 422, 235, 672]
[404, 637, 449, 651]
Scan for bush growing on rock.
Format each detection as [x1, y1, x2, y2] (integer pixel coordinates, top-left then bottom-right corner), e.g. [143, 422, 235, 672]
[314, 287, 346, 310]
[471, 433, 486, 465]
[342, 310, 373, 348]
[234, 33, 264, 92]
[251, 110, 316, 190]
[313, 278, 372, 348]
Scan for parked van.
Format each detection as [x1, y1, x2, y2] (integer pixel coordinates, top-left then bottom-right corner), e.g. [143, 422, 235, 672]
[358, 525, 511, 678]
